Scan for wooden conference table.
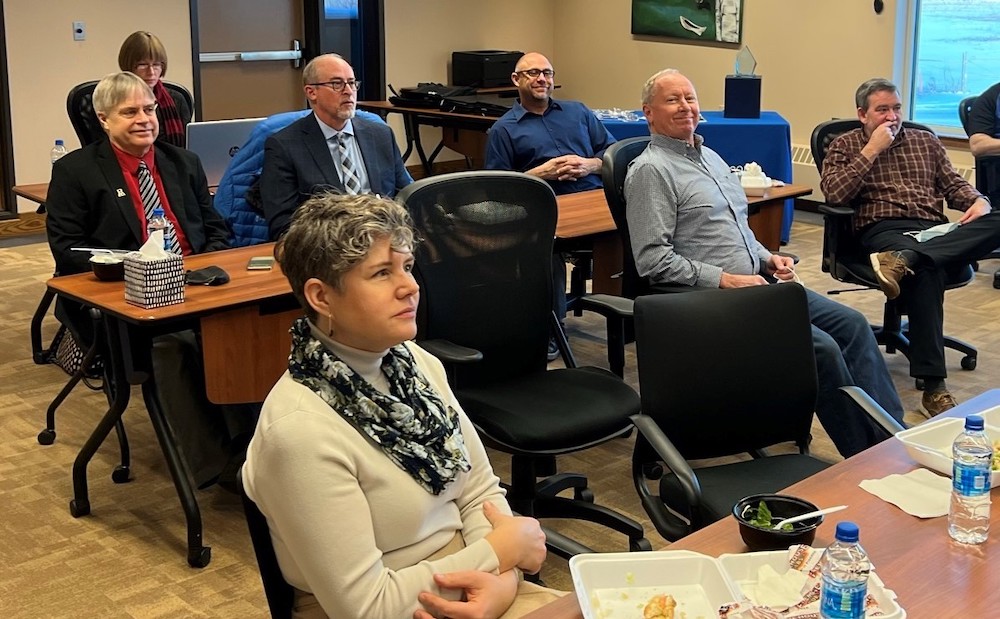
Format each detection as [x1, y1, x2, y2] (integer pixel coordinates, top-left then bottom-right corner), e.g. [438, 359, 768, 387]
[525, 389, 1000, 618]
[558, 184, 813, 295]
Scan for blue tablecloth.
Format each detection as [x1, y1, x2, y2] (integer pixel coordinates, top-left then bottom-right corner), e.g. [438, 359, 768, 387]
[601, 111, 795, 244]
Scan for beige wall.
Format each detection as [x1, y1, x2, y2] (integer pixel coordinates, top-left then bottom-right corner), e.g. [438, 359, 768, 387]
[382, 0, 555, 165]
[4, 1, 192, 212]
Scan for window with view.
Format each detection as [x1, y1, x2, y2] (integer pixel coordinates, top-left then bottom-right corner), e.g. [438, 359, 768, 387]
[908, 0, 1000, 133]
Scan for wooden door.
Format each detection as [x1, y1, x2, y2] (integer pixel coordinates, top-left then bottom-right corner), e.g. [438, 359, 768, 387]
[193, 0, 307, 120]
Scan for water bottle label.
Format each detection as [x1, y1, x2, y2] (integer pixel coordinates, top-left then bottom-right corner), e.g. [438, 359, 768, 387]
[820, 579, 867, 618]
[953, 462, 990, 497]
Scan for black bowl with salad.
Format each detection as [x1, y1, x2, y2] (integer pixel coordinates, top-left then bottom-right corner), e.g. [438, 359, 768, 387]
[732, 493, 823, 551]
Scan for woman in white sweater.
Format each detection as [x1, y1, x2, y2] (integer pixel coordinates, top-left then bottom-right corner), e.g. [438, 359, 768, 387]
[242, 193, 562, 618]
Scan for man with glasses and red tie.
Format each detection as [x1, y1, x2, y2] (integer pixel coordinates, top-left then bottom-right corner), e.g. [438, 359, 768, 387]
[45, 71, 245, 490]
[261, 53, 411, 240]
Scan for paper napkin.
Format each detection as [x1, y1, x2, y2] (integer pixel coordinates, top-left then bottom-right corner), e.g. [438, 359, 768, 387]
[858, 468, 952, 518]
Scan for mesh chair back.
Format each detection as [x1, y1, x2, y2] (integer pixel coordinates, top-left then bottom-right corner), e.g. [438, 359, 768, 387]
[66, 80, 104, 146]
[811, 119, 935, 173]
[601, 137, 652, 299]
[634, 284, 817, 460]
[399, 171, 557, 386]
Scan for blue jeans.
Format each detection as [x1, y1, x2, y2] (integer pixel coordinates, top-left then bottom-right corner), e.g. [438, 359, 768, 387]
[805, 289, 905, 458]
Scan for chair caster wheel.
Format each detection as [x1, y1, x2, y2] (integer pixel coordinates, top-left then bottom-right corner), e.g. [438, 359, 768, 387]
[915, 378, 925, 391]
[37, 429, 56, 445]
[961, 355, 977, 371]
[188, 546, 212, 568]
[630, 538, 653, 552]
[69, 499, 90, 518]
[111, 466, 132, 484]
[575, 488, 595, 503]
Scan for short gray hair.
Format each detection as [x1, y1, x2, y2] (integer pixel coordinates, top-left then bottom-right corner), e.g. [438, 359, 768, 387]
[641, 68, 680, 106]
[855, 78, 898, 110]
[302, 53, 347, 86]
[276, 193, 417, 319]
[92, 72, 153, 117]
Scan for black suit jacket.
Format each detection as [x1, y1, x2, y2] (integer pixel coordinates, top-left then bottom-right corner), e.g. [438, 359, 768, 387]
[46, 140, 231, 276]
[260, 112, 411, 239]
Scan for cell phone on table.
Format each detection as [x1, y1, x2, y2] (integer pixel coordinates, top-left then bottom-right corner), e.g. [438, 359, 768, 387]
[247, 256, 275, 271]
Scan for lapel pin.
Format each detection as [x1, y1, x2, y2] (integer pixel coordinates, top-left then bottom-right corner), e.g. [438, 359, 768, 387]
[116, 188, 126, 197]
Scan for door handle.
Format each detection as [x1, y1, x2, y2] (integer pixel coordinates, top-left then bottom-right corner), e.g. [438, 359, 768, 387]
[200, 40, 302, 68]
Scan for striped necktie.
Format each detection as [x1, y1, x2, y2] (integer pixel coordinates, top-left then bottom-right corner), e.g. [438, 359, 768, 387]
[336, 133, 362, 195]
[138, 161, 181, 254]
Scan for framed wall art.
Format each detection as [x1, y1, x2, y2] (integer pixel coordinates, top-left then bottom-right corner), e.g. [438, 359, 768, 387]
[631, 0, 744, 45]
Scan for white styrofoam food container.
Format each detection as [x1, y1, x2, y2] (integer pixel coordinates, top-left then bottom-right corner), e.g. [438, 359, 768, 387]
[718, 550, 905, 618]
[570, 549, 906, 619]
[895, 405, 1000, 488]
[570, 550, 738, 619]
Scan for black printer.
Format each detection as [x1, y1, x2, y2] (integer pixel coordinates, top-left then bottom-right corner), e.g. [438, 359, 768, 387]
[451, 50, 524, 88]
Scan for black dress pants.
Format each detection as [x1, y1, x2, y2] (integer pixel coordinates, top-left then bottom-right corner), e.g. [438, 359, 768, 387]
[859, 212, 1000, 378]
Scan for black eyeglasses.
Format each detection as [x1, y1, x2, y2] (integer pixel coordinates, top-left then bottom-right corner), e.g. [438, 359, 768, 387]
[515, 69, 555, 79]
[309, 79, 362, 92]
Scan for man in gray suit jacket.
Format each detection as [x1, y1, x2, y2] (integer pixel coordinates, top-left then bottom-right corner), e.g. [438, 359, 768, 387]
[261, 53, 411, 239]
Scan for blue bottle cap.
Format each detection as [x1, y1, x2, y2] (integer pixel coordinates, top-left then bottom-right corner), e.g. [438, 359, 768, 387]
[152, 207, 165, 217]
[55, 139, 64, 146]
[834, 521, 859, 543]
[965, 415, 984, 431]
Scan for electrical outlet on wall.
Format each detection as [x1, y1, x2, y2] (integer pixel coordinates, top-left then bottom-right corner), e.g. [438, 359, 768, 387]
[73, 21, 86, 41]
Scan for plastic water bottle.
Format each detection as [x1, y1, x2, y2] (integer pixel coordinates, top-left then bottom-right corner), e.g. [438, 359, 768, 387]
[948, 415, 993, 544]
[50, 139, 68, 164]
[146, 207, 171, 252]
[819, 521, 870, 619]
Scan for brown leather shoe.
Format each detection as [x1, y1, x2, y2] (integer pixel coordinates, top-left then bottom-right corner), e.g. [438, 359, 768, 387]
[870, 251, 912, 300]
[920, 389, 958, 418]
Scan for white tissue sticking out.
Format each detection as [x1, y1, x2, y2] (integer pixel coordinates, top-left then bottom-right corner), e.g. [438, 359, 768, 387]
[131, 231, 171, 261]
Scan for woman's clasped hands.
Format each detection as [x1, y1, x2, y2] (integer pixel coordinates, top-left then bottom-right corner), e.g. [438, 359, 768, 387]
[414, 501, 547, 619]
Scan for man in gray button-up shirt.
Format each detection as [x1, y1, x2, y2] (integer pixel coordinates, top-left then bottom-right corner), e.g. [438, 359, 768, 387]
[624, 69, 905, 458]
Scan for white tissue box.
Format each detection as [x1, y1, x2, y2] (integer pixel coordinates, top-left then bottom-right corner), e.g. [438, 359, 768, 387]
[123, 253, 185, 308]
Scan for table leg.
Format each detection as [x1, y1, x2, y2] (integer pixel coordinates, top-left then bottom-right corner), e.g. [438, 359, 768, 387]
[407, 115, 432, 176]
[140, 379, 212, 568]
[748, 199, 783, 251]
[70, 316, 132, 518]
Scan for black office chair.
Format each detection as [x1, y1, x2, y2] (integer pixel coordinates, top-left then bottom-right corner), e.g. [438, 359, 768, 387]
[236, 468, 294, 619]
[958, 96, 1000, 282]
[630, 284, 832, 541]
[66, 80, 194, 147]
[398, 170, 650, 556]
[811, 119, 978, 385]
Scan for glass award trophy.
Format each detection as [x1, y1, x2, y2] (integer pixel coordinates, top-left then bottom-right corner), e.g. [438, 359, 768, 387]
[725, 46, 761, 118]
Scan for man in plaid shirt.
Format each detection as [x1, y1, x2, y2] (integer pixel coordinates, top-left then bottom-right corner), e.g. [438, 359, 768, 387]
[820, 77, 1000, 417]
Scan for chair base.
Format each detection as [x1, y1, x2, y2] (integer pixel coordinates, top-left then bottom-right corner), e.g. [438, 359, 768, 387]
[506, 454, 650, 558]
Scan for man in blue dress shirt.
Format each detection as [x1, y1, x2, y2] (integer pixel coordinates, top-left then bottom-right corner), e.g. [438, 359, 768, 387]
[485, 52, 615, 195]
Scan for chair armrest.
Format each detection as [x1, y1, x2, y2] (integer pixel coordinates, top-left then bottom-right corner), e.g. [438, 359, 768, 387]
[630, 413, 702, 540]
[839, 385, 908, 434]
[418, 339, 483, 364]
[574, 293, 634, 319]
[817, 204, 854, 217]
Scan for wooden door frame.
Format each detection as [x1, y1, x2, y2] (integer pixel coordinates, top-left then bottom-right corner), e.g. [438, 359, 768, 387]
[0, 0, 18, 219]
